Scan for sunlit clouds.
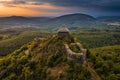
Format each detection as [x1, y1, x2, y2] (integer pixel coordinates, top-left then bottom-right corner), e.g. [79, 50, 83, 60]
[0, 0, 72, 16]
[0, 0, 120, 16]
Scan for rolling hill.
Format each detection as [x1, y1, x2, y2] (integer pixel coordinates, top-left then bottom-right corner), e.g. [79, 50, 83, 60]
[40, 13, 97, 28]
[0, 35, 101, 80]
[0, 13, 97, 29]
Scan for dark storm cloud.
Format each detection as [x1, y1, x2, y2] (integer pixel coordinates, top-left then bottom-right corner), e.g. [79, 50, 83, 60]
[1, 0, 120, 13]
[33, 0, 120, 12]
[10, 0, 43, 5]
[100, 1, 120, 12]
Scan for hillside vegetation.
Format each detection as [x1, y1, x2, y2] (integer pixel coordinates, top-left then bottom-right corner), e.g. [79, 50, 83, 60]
[89, 45, 120, 80]
[0, 36, 98, 80]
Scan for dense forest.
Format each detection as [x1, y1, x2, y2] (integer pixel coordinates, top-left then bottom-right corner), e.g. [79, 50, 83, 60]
[89, 45, 120, 80]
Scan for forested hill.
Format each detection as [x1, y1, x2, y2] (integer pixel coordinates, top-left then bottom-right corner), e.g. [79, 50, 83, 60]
[0, 35, 101, 80]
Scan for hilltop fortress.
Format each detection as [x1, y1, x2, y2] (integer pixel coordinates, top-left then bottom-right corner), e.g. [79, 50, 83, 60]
[58, 27, 87, 63]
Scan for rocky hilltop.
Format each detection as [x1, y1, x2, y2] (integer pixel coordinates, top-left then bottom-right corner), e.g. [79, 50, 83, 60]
[0, 34, 101, 80]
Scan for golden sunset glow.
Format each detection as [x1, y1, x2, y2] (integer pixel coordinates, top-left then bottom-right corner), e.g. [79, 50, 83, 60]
[0, 0, 120, 17]
[0, 7, 40, 16]
[0, 1, 69, 17]
[0, 5, 3, 10]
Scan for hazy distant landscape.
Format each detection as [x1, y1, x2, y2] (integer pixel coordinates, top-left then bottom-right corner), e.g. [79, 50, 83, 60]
[0, 13, 120, 30]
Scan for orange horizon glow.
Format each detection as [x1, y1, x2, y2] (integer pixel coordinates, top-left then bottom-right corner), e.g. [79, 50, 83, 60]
[0, 2, 70, 17]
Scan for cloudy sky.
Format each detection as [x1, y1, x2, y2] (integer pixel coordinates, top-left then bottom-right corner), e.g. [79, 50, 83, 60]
[0, 0, 120, 17]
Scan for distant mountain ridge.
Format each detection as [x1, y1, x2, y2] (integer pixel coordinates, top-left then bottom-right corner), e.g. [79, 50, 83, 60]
[0, 13, 120, 29]
[0, 16, 51, 29]
[39, 13, 96, 28]
[52, 13, 95, 21]
[0, 16, 51, 22]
